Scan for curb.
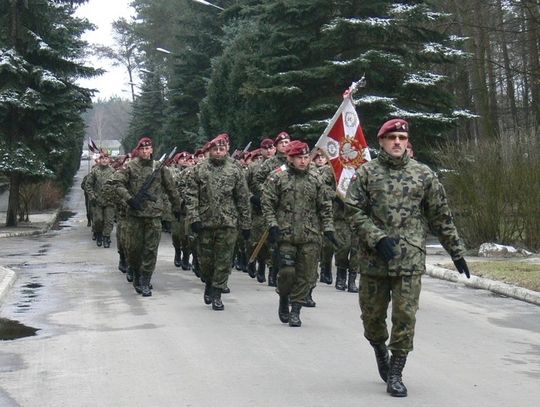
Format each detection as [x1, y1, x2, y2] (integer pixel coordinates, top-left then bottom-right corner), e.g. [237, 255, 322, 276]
[0, 208, 61, 239]
[426, 264, 540, 306]
[0, 266, 17, 305]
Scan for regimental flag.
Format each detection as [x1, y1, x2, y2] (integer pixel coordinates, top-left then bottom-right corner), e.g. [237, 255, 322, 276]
[315, 80, 371, 197]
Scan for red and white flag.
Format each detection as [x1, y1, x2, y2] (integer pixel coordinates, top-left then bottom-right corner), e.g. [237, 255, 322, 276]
[315, 80, 371, 197]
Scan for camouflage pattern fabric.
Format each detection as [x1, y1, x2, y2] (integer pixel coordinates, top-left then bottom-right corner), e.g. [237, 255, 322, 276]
[345, 150, 466, 277]
[125, 217, 162, 277]
[92, 205, 115, 237]
[253, 152, 288, 196]
[278, 241, 320, 304]
[334, 199, 357, 270]
[86, 166, 115, 236]
[197, 228, 238, 290]
[171, 166, 192, 251]
[359, 274, 421, 355]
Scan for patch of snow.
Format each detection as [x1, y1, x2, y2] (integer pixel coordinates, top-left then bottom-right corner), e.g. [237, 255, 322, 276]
[404, 72, 446, 87]
[422, 42, 467, 58]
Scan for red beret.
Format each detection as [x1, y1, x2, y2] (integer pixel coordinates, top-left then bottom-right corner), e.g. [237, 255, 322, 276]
[130, 148, 139, 158]
[274, 131, 290, 145]
[208, 133, 229, 149]
[260, 138, 274, 149]
[249, 148, 264, 159]
[136, 136, 153, 148]
[286, 141, 310, 157]
[377, 119, 409, 138]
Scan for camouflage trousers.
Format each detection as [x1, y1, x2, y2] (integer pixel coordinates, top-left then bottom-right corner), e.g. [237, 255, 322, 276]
[171, 215, 191, 252]
[116, 216, 128, 259]
[197, 227, 238, 290]
[125, 216, 162, 277]
[278, 241, 320, 304]
[248, 213, 269, 263]
[359, 274, 421, 356]
[334, 220, 358, 271]
[92, 204, 115, 237]
[315, 235, 334, 287]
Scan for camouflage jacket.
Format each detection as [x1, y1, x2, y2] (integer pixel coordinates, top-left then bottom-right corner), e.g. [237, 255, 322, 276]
[85, 165, 115, 206]
[110, 157, 182, 218]
[185, 156, 251, 230]
[262, 163, 334, 245]
[174, 166, 193, 216]
[345, 150, 465, 276]
[253, 152, 288, 197]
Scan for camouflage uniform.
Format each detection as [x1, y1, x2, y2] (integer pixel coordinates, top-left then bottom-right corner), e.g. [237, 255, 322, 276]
[85, 164, 115, 245]
[345, 149, 466, 355]
[333, 196, 359, 292]
[316, 164, 336, 287]
[110, 156, 182, 293]
[185, 156, 251, 299]
[262, 163, 334, 306]
[81, 175, 92, 227]
[171, 166, 194, 269]
[103, 172, 129, 273]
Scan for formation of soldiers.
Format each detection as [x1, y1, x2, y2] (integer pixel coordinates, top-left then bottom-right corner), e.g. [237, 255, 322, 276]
[81, 119, 471, 398]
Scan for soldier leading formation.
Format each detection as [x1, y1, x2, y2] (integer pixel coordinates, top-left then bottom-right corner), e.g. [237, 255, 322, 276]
[81, 118, 470, 398]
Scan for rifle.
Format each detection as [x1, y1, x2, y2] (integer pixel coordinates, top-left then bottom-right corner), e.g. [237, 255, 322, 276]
[128, 147, 177, 210]
[248, 229, 268, 265]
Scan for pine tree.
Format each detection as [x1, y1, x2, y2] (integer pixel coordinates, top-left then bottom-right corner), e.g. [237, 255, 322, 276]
[0, 0, 98, 226]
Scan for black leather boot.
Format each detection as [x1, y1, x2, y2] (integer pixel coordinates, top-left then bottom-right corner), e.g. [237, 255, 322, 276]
[371, 342, 390, 383]
[140, 274, 152, 297]
[181, 251, 192, 270]
[347, 271, 358, 293]
[203, 283, 212, 305]
[288, 303, 302, 327]
[212, 287, 224, 311]
[96, 233, 103, 247]
[319, 264, 332, 285]
[118, 253, 127, 273]
[335, 267, 347, 291]
[256, 261, 266, 283]
[192, 252, 201, 278]
[387, 355, 407, 397]
[174, 248, 182, 267]
[304, 288, 316, 307]
[247, 261, 257, 278]
[133, 270, 142, 294]
[103, 236, 111, 248]
[126, 266, 134, 283]
[268, 267, 277, 287]
[278, 295, 289, 323]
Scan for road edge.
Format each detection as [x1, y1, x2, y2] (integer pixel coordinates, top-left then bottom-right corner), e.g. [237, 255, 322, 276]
[0, 266, 17, 306]
[426, 264, 540, 306]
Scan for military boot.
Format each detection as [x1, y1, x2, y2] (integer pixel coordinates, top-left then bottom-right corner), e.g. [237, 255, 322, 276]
[212, 287, 224, 311]
[347, 271, 359, 293]
[103, 236, 111, 248]
[289, 303, 302, 327]
[371, 342, 390, 383]
[133, 270, 142, 294]
[181, 251, 192, 270]
[126, 266, 134, 283]
[335, 267, 347, 291]
[192, 253, 201, 278]
[203, 282, 212, 305]
[140, 274, 152, 297]
[118, 252, 127, 273]
[174, 248, 182, 267]
[319, 264, 333, 285]
[256, 261, 266, 283]
[92, 231, 96, 240]
[247, 261, 257, 278]
[236, 251, 247, 272]
[305, 288, 316, 307]
[278, 295, 289, 323]
[96, 233, 103, 247]
[387, 355, 408, 397]
[268, 267, 277, 287]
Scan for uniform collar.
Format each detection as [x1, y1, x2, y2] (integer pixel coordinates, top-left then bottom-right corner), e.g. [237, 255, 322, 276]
[378, 149, 409, 169]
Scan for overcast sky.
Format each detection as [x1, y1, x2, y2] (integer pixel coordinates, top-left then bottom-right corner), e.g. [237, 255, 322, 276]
[74, 0, 135, 101]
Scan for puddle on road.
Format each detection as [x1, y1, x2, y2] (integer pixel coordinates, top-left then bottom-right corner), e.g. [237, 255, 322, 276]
[0, 318, 39, 340]
[51, 210, 76, 230]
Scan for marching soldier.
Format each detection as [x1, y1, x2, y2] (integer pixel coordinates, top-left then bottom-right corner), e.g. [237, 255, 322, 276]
[262, 141, 335, 327]
[110, 137, 182, 297]
[345, 118, 470, 397]
[85, 150, 115, 248]
[185, 134, 251, 311]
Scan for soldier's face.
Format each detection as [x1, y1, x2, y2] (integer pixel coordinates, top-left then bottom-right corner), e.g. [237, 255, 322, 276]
[139, 146, 153, 160]
[379, 131, 408, 158]
[276, 139, 290, 153]
[209, 145, 228, 159]
[100, 156, 110, 166]
[314, 155, 327, 166]
[291, 154, 310, 171]
[263, 146, 276, 157]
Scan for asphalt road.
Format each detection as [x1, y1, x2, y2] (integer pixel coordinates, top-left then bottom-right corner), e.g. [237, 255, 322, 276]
[0, 165, 538, 407]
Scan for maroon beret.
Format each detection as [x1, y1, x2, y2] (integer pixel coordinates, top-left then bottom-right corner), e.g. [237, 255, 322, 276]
[136, 136, 153, 148]
[260, 138, 274, 149]
[274, 131, 290, 145]
[286, 141, 309, 157]
[377, 119, 409, 138]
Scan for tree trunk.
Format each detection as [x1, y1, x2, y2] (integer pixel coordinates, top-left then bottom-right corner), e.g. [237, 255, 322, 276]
[6, 173, 21, 227]
[524, 0, 540, 130]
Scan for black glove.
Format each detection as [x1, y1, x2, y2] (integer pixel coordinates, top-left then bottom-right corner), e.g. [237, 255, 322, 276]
[324, 231, 339, 247]
[242, 229, 251, 240]
[453, 257, 470, 279]
[191, 221, 203, 234]
[333, 196, 345, 210]
[268, 226, 280, 244]
[250, 195, 261, 208]
[127, 197, 143, 211]
[173, 211, 182, 221]
[375, 237, 398, 262]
